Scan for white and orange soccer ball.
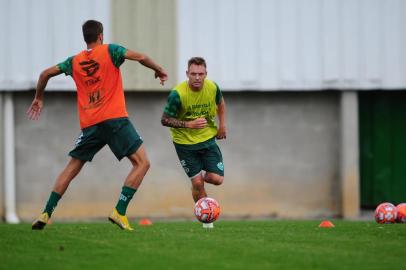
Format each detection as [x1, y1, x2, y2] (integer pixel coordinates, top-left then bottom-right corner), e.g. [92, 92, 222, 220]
[194, 197, 221, 223]
[396, 203, 406, 223]
[374, 202, 397, 224]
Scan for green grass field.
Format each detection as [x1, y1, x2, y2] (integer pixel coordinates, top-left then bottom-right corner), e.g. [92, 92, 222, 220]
[1, 220, 405, 270]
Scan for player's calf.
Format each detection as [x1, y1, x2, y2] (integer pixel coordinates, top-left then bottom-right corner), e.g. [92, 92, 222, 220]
[191, 177, 207, 202]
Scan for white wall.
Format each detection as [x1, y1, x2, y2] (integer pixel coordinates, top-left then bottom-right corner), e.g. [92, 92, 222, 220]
[0, 0, 110, 90]
[177, 0, 406, 90]
[13, 91, 341, 220]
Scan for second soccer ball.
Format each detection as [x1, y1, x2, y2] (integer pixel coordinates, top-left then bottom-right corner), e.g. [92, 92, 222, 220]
[396, 203, 406, 223]
[374, 202, 397, 224]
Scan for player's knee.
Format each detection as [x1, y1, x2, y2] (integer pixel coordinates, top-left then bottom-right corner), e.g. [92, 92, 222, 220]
[205, 173, 223, 185]
[67, 158, 85, 174]
[132, 157, 150, 172]
[212, 176, 224, 186]
[141, 158, 151, 172]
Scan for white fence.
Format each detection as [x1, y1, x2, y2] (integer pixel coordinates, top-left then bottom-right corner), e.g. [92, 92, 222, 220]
[0, 0, 110, 90]
[1, 0, 406, 91]
[177, 0, 406, 90]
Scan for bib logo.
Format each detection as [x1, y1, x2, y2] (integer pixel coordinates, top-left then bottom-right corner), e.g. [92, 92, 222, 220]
[80, 60, 100, 76]
[80, 60, 101, 87]
[217, 162, 224, 171]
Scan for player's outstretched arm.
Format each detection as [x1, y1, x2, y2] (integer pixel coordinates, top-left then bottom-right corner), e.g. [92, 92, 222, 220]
[27, 66, 62, 120]
[124, 49, 168, 85]
[216, 98, 227, 139]
[161, 113, 207, 129]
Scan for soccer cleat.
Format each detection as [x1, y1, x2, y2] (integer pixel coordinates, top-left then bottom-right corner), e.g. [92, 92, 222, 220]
[108, 208, 134, 231]
[202, 222, 214, 229]
[32, 212, 49, 230]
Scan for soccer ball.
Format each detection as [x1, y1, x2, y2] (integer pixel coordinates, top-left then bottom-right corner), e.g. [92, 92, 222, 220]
[374, 202, 397, 224]
[396, 203, 406, 223]
[194, 197, 221, 223]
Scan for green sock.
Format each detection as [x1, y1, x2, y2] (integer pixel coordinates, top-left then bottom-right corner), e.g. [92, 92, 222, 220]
[43, 191, 61, 217]
[115, 186, 137, 215]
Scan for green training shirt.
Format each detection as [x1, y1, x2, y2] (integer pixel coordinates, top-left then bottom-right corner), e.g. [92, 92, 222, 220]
[163, 79, 223, 146]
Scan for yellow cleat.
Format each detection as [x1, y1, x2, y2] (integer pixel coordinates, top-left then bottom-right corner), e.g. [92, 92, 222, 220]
[32, 212, 49, 230]
[108, 208, 134, 231]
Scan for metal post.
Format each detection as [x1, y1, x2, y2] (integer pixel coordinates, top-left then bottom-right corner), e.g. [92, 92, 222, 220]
[340, 91, 360, 219]
[4, 92, 20, 223]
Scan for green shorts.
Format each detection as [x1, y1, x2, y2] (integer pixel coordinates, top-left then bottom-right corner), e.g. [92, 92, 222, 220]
[69, 117, 143, 161]
[174, 140, 224, 179]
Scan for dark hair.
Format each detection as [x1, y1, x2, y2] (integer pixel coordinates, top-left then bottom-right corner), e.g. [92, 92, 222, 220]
[82, 20, 103, 44]
[188, 57, 207, 69]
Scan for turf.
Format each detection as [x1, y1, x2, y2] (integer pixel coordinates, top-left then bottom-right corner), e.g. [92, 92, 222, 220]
[1, 220, 405, 270]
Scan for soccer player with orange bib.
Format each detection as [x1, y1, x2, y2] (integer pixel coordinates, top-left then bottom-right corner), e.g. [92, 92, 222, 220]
[28, 20, 168, 231]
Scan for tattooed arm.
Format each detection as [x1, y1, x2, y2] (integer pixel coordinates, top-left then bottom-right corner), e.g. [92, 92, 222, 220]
[161, 113, 207, 129]
[161, 89, 207, 129]
[161, 113, 187, 128]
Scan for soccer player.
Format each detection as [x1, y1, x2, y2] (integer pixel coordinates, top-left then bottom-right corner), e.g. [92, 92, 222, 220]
[28, 20, 168, 231]
[161, 57, 226, 228]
